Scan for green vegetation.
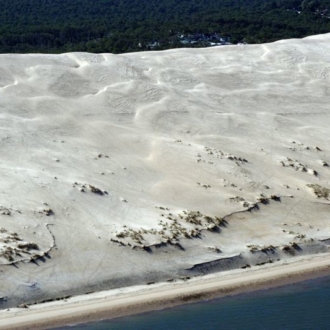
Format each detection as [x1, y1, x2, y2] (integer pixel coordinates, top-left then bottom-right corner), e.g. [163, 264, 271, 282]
[0, 0, 330, 53]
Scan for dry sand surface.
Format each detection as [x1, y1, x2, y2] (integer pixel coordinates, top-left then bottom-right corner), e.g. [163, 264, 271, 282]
[1, 253, 330, 330]
[0, 32, 330, 320]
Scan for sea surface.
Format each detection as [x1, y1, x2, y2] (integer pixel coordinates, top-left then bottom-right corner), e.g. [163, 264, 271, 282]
[57, 275, 330, 330]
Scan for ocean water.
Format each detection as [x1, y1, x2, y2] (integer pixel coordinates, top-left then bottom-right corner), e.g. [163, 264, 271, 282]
[57, 275, 330, 330]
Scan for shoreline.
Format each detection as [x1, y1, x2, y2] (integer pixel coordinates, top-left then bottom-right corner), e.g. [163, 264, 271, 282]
[1, 253, 330, 329]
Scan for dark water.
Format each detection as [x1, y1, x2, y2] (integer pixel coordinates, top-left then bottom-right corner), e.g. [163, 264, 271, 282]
[57, 276, 330, 330]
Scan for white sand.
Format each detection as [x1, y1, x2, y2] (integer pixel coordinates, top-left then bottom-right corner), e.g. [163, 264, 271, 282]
[0, 33, 330, 318]
[1, 253, 330, 329]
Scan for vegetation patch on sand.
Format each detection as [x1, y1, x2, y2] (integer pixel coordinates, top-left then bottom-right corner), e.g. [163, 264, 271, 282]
[307, 184, 330, 199]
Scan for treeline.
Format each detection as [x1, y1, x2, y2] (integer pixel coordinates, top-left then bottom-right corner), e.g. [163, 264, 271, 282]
[0, 0, 329, 53]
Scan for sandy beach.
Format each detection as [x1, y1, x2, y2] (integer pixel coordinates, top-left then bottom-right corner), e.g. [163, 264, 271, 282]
[0, 32, 330, 327]
[1, 252, 330, 329]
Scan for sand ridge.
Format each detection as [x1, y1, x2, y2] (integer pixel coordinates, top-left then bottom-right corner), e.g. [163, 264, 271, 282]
[0, 33, 330, 308]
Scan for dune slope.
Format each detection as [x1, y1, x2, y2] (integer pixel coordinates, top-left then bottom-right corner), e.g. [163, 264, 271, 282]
[0, 34, 330, 308]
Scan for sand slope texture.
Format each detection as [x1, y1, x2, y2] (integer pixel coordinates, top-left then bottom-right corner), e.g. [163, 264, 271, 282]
[0, 33, 330, 309]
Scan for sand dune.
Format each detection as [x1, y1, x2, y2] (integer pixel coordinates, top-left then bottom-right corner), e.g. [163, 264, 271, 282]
[0, 34, 330, 310]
